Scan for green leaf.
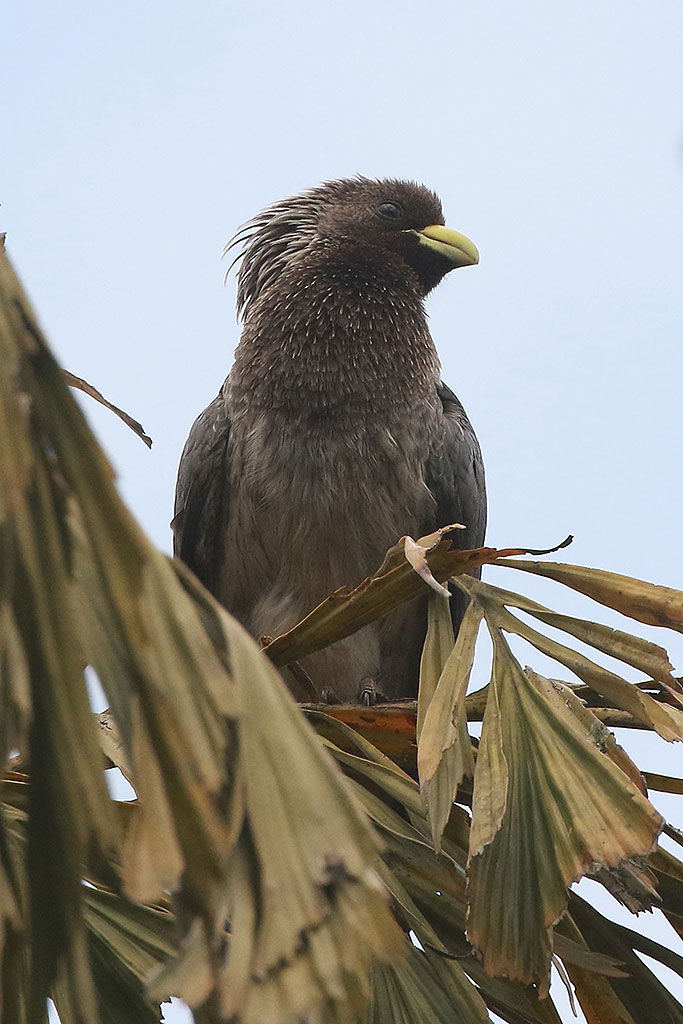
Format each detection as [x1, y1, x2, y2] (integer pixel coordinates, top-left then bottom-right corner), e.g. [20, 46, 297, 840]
[567, 891, 683, 1023]
[551, 932, 627, 978]
[52, 886, 177, 1024]
[467, 633, 662, 993]
[0, 801, 30, 1024]
[359, 943, 490, 1024]
[647, 847, 683, 938]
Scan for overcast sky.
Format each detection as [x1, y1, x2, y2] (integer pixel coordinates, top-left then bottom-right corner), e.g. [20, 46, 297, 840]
[6, 1, 683, 1022]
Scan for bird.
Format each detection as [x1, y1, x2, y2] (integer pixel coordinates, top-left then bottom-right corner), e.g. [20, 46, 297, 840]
[173, 177, 486, 702]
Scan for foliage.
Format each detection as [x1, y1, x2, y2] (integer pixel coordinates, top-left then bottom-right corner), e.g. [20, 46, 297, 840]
[1, 238, 683, 1023]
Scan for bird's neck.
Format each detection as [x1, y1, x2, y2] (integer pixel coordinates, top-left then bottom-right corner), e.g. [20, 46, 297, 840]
[229, 258, 440, 417]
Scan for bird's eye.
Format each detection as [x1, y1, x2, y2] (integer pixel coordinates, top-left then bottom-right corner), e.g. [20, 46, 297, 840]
[377, 201, 404, 221]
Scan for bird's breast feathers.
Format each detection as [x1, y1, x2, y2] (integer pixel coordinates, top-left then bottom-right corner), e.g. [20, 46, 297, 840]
[220, 403, 438, 628]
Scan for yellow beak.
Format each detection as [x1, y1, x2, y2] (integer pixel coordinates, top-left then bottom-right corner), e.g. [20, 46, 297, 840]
[415, 224, 479, 267]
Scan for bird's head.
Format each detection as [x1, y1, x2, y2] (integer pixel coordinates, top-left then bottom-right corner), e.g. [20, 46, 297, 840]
[228, 177, 478, 317]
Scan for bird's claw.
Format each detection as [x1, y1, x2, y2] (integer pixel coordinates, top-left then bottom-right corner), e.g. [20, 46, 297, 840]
[358, 679, 385, 706]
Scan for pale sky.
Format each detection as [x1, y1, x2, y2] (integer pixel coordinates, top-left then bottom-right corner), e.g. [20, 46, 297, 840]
[6, 2, 683, 1021]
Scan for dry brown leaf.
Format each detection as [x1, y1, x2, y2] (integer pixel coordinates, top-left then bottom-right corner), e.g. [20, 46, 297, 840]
[455, 576, 683, 741]
[643, 772, 683, 794]
[96, 709, 134, 785]
[495, 558, 683, 635]
[1, 243, 403, 1024]
[404, 528, 463, 597]
[470, 576, 679, 694]
[417, 597, 480, 850]
[265, 538, 569, 668]
[540, 677, 647, 794]
[63, 369, 153, 448]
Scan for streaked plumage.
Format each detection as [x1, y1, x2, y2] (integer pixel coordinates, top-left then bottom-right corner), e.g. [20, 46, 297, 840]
[173, 177, 486, 700]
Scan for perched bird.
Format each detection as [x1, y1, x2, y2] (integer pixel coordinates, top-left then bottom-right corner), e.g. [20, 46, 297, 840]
[173, 177, 486, 701]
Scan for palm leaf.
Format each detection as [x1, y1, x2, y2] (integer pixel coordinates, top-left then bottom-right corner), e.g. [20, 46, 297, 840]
[0, 239, 401, 1023]
[2, 237, 683, 1023]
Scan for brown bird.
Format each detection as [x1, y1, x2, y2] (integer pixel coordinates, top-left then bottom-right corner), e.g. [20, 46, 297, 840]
[173, 177, 486, 701]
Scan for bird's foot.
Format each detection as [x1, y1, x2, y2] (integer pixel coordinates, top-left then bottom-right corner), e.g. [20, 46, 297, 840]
[320, 687, 342, 705]
[358, 678, 387, 706]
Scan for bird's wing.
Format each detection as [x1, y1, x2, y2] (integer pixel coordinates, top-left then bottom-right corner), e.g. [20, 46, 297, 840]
[172, 388, 231, 597]
[426, 381, 487, 550]
[424, 381, 487, 635]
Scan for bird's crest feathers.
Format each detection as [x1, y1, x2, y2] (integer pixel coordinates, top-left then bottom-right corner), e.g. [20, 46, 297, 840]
[224, 177, 440, 318]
